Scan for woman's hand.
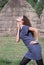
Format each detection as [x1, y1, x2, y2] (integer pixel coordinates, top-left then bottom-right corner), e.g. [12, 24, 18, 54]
[30, 40, 38, 45]
[17, 22, 20, 28]
[17, 23, 19, 28]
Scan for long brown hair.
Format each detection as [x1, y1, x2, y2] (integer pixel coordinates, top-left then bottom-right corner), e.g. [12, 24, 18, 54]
[22, 15, 32, 26]
[22, 15, 34, 37]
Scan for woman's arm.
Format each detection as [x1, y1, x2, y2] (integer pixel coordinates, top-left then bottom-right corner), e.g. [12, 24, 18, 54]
[16, 23, 20, 42]
[29, 27, 39, 41]
[29, 27, 39, 44]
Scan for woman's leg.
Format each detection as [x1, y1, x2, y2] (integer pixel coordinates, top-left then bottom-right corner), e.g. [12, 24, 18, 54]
[36, 59, 44, 65]
[20, 56, 31, 65]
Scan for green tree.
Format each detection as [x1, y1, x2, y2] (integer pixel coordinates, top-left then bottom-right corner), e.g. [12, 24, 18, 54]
[35, 0, 43, 17]
[33, 0, 37, 3]
[0, 0, 8, 11]
[27, 0, 44, 17]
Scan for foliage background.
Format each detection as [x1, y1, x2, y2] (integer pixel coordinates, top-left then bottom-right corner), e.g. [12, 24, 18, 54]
[27, 0, 44, 17]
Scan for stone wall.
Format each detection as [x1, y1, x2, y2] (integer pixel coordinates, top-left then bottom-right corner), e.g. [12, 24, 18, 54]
[40, 9, 44, 38]
[0, 0, 44, 38]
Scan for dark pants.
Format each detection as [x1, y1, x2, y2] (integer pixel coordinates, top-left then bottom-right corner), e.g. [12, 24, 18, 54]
[20, 56, 43, 65]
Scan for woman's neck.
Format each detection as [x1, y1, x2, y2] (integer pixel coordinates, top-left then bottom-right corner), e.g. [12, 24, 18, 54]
[20, 24, 25, 29]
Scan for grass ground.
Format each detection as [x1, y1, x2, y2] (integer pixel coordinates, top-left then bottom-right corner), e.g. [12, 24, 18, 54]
[0, 37, 44, 65]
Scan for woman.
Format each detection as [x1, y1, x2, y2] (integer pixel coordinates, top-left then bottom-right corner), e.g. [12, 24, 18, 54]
[16, 15, 43, 65]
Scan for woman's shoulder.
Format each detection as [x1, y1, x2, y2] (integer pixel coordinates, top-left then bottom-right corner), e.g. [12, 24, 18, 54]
[24, 25, 30, 28]
[20, 25, 30, 32]
[23, 25, 30, 27]
[21, 25, 30, 32]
